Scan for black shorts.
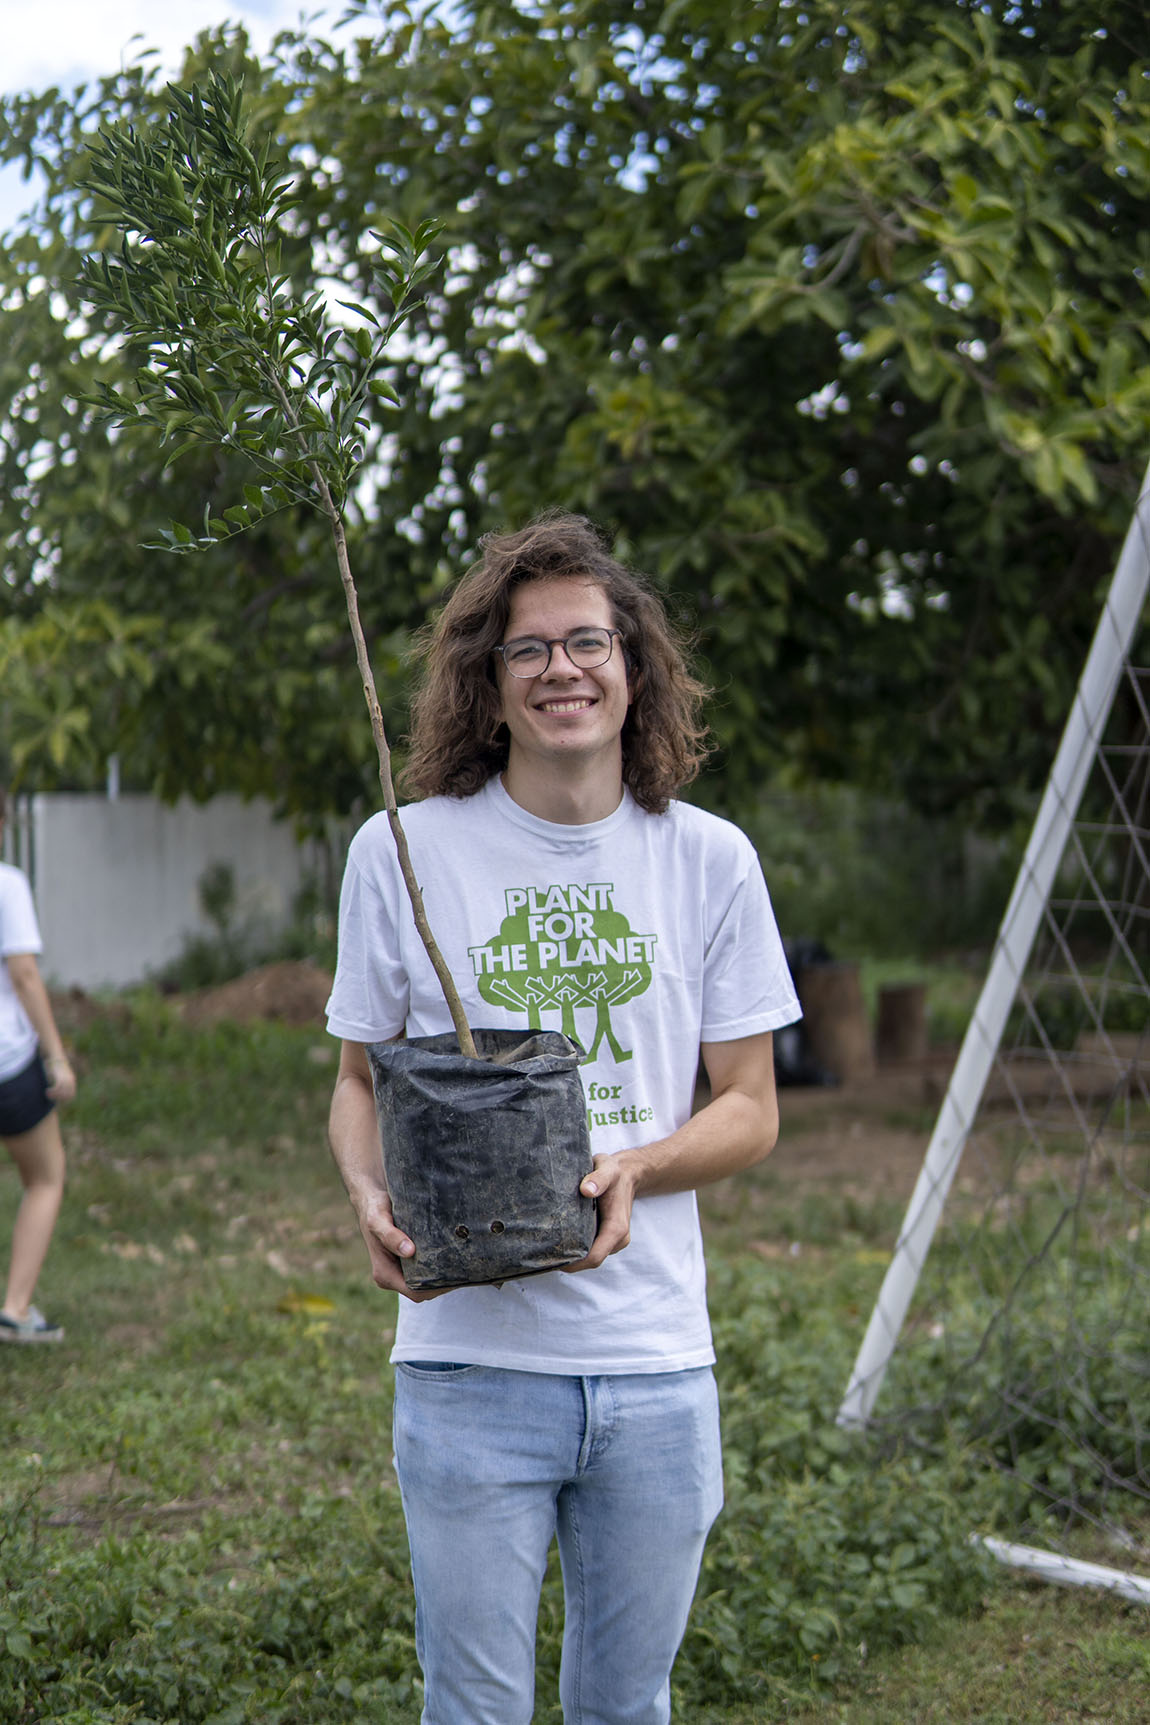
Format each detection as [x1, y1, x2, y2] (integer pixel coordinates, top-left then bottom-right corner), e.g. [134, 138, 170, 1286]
[0, 1054, 54, 1138]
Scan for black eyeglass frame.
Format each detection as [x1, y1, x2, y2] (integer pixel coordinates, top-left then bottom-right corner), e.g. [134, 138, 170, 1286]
[493, 628, 624, 679]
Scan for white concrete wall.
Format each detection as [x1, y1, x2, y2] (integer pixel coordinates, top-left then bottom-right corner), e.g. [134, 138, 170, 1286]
[2, 793, 333, 990]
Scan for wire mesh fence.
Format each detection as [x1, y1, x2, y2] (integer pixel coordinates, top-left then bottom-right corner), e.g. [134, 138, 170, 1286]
[840, 477, 1150, 1593]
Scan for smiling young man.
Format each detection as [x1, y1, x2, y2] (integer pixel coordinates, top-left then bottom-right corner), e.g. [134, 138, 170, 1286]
[326, 512, 800, 1725]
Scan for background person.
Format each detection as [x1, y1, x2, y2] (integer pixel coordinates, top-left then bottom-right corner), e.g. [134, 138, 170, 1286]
[0, 787, 74, 1342]
[326, 512, 800, 1725]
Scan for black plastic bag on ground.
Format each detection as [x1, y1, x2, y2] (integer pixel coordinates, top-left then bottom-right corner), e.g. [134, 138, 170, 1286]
[367, 1028, 596, 1290]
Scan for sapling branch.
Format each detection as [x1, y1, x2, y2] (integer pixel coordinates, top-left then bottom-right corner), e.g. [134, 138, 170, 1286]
[77, 70, 479, 1060]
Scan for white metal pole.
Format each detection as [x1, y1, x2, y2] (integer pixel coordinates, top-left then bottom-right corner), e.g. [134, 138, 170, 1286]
[978, 1537, 1150, 1606]
[838, 461, 1150, 1429]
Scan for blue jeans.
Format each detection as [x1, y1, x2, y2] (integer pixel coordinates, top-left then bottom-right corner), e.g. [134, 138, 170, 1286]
[392, 1363, 723, 1725]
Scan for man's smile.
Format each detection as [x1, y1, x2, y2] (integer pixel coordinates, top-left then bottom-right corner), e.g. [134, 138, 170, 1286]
[495, 579, 632, 807]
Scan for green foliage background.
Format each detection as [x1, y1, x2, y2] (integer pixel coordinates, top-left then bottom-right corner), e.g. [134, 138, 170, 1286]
[2, 0, 1148, 825]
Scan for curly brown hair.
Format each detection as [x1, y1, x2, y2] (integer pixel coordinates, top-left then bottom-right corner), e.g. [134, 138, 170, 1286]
[401, 512, 711, 814]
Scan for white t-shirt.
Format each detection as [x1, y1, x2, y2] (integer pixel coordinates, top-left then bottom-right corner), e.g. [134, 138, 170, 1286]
[326, 778, 800, 1374]
[0, 862, 44, 1083]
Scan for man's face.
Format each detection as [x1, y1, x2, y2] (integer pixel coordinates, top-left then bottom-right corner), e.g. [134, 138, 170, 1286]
[496, 579, 632, 779]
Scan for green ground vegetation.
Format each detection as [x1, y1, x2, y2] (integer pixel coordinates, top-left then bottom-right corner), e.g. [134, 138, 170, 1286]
[1, 1002, 1147, 1722]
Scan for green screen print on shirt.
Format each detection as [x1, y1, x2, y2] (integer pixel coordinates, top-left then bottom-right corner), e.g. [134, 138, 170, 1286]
[467, 882, 656, 1062]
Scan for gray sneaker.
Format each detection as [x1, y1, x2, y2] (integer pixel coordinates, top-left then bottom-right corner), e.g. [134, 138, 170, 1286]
[0, 1305, 64, 1343]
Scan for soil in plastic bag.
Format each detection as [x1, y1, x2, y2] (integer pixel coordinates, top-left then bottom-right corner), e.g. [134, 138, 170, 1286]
[366, 1028, 596, 1290]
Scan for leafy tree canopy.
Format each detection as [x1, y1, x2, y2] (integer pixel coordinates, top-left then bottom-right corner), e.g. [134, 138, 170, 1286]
[1, 0, 1148, 827]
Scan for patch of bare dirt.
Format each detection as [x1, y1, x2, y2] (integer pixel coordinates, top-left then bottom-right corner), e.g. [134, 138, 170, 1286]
[695, 1057, 961, 1247]
[771, 1055, 956, 1193]
[176, 960, 335, 1027]
[36, 1468, 227, 1532]
[48, 987, 132, 1034]
[760, 1043, 1142, 1209]
[51, 961, 335, 1031]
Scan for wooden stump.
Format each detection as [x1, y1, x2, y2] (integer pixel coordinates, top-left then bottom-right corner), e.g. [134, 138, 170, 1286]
[876, 983, 928, 1064]
[796, 961, 875, 1082]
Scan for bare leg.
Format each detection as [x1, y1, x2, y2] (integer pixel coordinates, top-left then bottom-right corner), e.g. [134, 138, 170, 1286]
[2, 1111, 66, 1320]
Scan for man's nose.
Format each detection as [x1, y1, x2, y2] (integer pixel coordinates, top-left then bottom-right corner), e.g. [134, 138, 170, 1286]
[542, 642, 581, 677]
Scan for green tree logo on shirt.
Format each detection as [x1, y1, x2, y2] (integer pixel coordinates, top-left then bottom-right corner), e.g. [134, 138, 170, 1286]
[467, 882, 656, 1061]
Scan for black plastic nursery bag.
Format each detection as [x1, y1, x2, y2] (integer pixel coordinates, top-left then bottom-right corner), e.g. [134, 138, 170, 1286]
[366, 1028, 596, 1290]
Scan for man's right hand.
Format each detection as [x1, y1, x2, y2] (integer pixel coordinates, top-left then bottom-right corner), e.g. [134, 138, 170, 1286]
[352, 1186, 444, 1303]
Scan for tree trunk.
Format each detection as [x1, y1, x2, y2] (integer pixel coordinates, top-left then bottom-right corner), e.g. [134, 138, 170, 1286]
[876, 983, 928, 1063]
[796, 961, 875, 1082]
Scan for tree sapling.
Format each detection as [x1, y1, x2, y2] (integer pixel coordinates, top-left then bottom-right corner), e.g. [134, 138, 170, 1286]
[78, 71, 477, 1057]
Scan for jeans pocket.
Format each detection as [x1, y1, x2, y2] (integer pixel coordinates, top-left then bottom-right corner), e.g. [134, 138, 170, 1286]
[397, 1360, 479, 1377]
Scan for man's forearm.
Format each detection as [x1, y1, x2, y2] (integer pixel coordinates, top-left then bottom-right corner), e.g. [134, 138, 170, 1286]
[570, 1030, 780, 1273]
[616, 1028, 779, 1198]
[615, 1083, 779, 1200]
[328, 1069, 388, 1213]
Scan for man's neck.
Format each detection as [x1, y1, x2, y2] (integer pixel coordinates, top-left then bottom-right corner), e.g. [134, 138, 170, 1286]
[500, 758, 625, 826]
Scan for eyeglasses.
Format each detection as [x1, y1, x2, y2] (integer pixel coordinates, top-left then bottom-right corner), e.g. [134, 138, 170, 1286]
[494, 627, 623, 679]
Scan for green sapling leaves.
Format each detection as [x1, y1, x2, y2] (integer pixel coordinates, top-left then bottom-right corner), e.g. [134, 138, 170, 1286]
[77, 68, 477, 1057]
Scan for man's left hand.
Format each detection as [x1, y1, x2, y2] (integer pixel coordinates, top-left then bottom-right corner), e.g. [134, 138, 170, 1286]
[561, 1152, 639, 1272]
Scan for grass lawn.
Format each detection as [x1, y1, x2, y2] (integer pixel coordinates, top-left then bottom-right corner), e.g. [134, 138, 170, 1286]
[2, 1000, 1148, 1722]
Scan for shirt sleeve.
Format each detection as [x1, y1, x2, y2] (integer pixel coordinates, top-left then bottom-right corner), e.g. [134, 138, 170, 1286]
[324, 837, 412, 1042]
[0, 868, 43, 959]
[699, 846, 800, 1042]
